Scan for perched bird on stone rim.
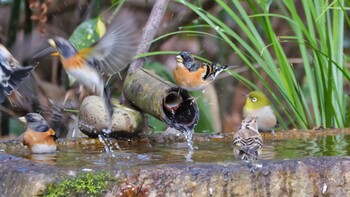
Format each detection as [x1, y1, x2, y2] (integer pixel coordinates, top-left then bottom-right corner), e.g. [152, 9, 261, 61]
[34, 19, 136, 120]
[173, 51, 236, 91]
[20, 113, 57, 154]
[233, 116, 263, 160]
[243, 91, 277, 134]
[0, 44, 37, 106]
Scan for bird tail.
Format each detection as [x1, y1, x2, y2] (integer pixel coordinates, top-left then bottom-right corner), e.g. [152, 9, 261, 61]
[218, 64, 238, 71]
[103, 86, 113, 122]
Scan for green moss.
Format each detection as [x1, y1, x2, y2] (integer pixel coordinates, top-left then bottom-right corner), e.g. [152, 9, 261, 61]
[41, 171, 117, 197]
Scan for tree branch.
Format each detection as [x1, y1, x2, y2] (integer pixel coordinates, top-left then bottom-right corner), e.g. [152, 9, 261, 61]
[152, 0, 216, 51]
[127, 0, 170, 73]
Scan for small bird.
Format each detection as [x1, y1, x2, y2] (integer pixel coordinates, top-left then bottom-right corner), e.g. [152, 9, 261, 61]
[233, 116, 263, 160]
[35, 20, 136, 120]
[20, 113, 57, 154]
[243, 91, 277, 133]
[174, 51, 234, 91]
[0, 44, 37, 106]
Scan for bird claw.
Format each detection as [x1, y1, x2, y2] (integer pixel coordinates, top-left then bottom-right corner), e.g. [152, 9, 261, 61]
[246, 162, 263, 173]
[78, 88, 89, 102]
[63, 89, 76, 106]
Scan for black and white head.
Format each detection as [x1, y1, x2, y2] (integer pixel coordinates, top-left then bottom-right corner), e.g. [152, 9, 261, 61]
[19, 113, 50, 132]
[48, 37, 78, 59]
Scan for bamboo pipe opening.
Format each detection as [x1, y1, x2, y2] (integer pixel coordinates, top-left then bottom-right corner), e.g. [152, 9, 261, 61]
[163, 91, 183, 111]
[123, 69, 199, 132]
[162, 88, 198, 131]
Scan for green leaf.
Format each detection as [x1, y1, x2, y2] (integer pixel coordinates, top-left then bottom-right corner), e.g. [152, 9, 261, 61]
[69, 17, 106, 50]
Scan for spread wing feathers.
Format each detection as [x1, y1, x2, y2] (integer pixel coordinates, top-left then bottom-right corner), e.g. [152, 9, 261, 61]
[0, 62, 37, 103]
[233, 130, 263, 160]
[203, 63, 231, 81]
[81, 20, 137, 75]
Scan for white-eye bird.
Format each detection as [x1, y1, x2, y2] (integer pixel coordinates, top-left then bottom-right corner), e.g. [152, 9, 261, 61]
[233, 116, 263, 160]
[243, 91, 277, 133]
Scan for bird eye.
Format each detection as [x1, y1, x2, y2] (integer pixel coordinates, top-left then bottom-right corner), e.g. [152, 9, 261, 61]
[251, 97, 257, 102]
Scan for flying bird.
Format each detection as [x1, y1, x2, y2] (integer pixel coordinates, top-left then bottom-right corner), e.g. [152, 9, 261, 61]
[35, 19, 136, 120]
[0, 44, 37, 106]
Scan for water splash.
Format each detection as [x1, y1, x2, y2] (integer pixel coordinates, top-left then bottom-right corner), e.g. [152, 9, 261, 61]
[98, 129, 121, 158]
[183, 129, 194, 162]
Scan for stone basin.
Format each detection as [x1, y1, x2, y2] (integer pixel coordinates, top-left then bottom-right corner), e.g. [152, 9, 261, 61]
[1, 129, 350, 196]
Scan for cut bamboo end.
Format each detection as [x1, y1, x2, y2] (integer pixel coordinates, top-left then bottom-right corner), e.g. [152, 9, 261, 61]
[123, 68, 199, 131]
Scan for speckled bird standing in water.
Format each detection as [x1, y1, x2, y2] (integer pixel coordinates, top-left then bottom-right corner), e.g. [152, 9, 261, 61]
[35, 20, 136, 121]
[0, 44, 37, 106]
[243, 91, 277, 134]
[173, 51, 236, 91]
[20, 113, 57, 154]
[233, 116, 263, 160]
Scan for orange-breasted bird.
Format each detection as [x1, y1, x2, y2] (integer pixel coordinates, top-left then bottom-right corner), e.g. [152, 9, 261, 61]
[233, 116, 263, 160]
[35, 20, 136, 119]
[0, 44, 37, 106]
[174, 51, 235, 91]
[20, 113, 57, 154]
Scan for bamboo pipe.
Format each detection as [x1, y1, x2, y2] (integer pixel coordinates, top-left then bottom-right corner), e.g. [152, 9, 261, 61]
[123, 68, 199, 131]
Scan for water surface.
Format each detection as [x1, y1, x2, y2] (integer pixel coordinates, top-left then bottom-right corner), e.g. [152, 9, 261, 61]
[3, 133, 350, 169]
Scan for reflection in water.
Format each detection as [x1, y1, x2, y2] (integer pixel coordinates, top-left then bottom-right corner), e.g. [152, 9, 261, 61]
[4, 134, 350, 169]
[273, 133, 350, 159]
[23, 152, 57, 164]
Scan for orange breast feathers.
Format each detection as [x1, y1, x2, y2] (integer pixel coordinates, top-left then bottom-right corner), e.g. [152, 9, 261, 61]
[23, 128, 56, 148]
[60, 55, 86, 70]
[173, 65, 208, 88]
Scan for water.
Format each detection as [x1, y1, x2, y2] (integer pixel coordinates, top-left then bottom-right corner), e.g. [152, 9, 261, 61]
[3, 134, 350, 170]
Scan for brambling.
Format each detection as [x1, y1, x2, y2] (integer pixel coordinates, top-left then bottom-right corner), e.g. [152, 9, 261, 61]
[20, 113, 57, 154]
[174, 51, 234, 91]
[35, 20, 136, 119]
[0, 44, 37, 106]
[233, 116, 263, 160]
[243, 91, 277, 133]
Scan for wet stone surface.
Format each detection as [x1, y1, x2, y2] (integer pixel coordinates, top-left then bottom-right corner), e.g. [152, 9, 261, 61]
[1, 150, 350, 196]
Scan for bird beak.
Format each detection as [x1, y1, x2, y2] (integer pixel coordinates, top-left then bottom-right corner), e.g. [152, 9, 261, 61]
[175, 55, 183, 63]
[47, 39, 59, 56]
[48, 39, 56, 48]
[32, 45, 58, 59]
[243, 93, 249, 98]
[18, 116, 27, 124]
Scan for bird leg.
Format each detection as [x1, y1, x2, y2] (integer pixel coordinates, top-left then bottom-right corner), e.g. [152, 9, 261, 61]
[78, 85, 90, 102]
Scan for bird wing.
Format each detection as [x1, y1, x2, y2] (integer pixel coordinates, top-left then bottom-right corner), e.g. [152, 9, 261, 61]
[233, 130, 263, 157]
[247, 137, 263, 154]
[0, 60, 37, 103]
[79, 20, 136, 75]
